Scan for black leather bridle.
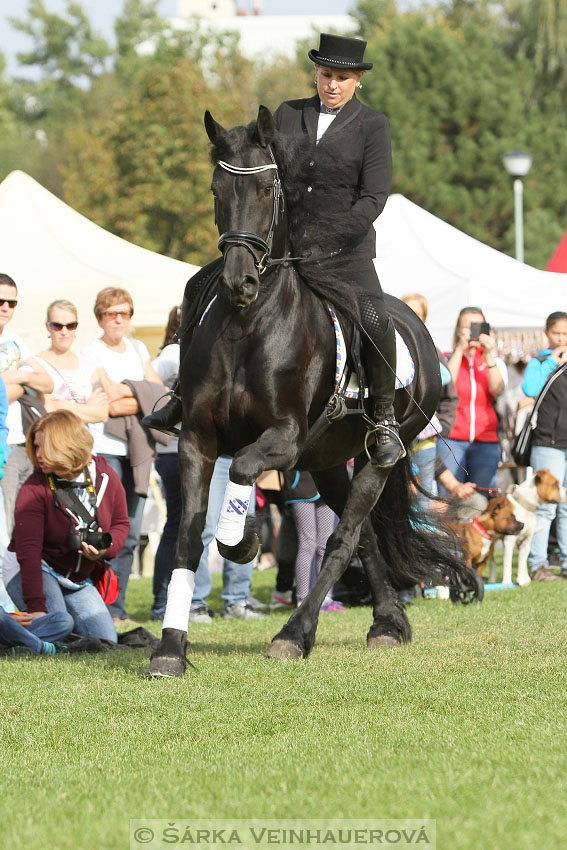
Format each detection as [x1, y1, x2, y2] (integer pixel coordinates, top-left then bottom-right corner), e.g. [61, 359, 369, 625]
[216, 146, 301, 275]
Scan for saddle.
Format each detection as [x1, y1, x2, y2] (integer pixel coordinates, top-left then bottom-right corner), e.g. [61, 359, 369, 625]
[179, 257, 224, 341]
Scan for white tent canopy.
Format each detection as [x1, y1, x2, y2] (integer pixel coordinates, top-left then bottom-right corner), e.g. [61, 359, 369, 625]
[0, 170, 199, 354]
[1, 170, 565, 356]
[375, 194, 567, 350]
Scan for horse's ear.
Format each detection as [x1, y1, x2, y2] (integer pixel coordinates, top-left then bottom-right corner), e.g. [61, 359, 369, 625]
[204, 110, 227, 144]
[255, 105, 275, 148]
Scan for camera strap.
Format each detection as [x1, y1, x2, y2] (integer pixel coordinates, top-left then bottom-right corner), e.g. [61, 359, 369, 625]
[47, 467, 100, 532]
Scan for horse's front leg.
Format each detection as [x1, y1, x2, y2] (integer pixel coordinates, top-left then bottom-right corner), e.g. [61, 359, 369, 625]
[146, 433, 215, 678]
[215, 421, 302, 564]
[266, 463, 391, 660]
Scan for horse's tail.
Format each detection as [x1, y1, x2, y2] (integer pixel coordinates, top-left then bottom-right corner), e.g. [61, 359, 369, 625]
[370, 455, 473, 591]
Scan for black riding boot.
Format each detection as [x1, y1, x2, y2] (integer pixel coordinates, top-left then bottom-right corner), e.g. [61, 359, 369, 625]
[365, 317, 405, 468]
[142, 380, 182, 437]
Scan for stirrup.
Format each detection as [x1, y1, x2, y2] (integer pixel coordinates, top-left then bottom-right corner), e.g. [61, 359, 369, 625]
[364, 422, 406, 467]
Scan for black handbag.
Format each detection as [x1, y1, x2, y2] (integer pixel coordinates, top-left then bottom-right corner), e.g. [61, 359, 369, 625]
[512, 417, 535, 467]
[512, 361, 567, 466]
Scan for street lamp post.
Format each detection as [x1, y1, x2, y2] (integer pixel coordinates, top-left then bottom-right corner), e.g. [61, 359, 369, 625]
[501, 150, 533, 263]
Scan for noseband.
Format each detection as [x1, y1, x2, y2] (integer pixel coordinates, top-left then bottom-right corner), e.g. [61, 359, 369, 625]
[216, 147, 300, 275]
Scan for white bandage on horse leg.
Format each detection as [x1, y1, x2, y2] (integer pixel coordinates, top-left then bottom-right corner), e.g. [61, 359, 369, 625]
[215, 480, 253, 546]
[162, 568, 196, 632]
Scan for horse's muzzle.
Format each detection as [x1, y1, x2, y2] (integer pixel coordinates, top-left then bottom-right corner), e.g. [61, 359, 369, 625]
[222, 275, 259, 308]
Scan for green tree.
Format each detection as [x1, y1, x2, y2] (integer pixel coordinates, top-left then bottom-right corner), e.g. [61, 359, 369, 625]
[502, 0, 567, 106]
[61, 52, 256, 265]
[10, 0, 111, 87]
[353, 1, 565, 268]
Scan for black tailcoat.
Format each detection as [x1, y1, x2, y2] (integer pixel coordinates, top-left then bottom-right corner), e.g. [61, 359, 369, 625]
[273, 94, 392, 262]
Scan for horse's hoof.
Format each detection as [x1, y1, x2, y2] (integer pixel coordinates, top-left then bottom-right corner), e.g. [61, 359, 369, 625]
[265, 639, 304, 660]
[217, 533, 260, 565]
[367, 634, 401, 650]
[145, 654, 187, 678]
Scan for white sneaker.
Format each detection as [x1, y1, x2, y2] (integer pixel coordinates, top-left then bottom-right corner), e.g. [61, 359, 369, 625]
[189, 606, 213, 623]
[269, 589, 293, 610]
[247, 591, 267, 611]
[222, 602, 264, 620]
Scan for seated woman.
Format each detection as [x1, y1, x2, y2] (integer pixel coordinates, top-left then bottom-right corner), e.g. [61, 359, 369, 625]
[34, 299, 109, 424]
[3, 410, 129, 642]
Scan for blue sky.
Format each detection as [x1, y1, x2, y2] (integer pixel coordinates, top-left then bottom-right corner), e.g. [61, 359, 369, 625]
[0, 0, 355, 77]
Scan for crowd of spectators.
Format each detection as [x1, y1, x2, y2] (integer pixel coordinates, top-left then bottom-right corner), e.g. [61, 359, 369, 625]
[1, 272, 565, 655]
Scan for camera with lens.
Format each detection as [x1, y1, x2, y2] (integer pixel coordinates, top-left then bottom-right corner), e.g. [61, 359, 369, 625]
[67, 528, 112, 552]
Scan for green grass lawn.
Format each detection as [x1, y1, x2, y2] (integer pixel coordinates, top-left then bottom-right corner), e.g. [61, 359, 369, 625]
[2, 564, 567, 850]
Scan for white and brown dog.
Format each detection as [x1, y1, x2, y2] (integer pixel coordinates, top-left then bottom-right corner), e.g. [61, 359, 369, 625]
[447, 496, 524, 576]
[488, 469, 567, 586]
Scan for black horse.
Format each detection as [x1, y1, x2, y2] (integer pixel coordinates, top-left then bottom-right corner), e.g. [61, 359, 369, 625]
[147, 106, 476, 678]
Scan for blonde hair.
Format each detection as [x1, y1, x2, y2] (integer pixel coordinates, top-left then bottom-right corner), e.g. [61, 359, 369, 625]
[401, 292, 428, 322]
[93, 287, 134, 321]
[27, 410, 93, 478]
[46, 299, 78, 321]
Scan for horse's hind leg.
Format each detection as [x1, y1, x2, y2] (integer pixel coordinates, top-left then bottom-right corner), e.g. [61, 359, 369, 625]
[358, 517, 411, 649]
[266, 463, 390, 660]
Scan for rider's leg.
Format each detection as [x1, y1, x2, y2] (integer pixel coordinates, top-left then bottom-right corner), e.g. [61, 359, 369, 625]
[143, 259, 223, 435]
[353, 263, 404, 468]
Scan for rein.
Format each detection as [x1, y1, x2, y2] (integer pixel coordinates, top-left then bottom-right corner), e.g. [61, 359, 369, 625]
[216, 148, 305, 274]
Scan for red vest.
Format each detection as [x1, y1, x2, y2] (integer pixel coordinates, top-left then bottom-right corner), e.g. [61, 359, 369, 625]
[449, 350, 499, 443]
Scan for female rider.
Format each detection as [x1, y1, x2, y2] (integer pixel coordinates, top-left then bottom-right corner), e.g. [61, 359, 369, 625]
[145, 34, 401, 467]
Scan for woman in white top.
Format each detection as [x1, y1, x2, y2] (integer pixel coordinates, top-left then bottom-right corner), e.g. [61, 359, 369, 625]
[35, 300, 108, 424]
[80, 287, 163, 625]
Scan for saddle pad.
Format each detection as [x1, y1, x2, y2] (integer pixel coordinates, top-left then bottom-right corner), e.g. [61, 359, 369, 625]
[199, 299, 415, 396]
[328, 308, 415, 398]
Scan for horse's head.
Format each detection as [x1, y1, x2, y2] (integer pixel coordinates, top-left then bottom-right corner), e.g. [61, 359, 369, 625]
[205, 106, 284, 309]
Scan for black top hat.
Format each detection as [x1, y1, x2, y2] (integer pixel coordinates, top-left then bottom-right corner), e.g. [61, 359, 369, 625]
[308, 33, 373, 71]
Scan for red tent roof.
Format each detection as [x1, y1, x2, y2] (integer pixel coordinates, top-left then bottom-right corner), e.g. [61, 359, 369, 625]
[546, 232, 567, 272]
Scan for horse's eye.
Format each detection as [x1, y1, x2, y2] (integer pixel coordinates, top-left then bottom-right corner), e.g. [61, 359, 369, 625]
[263, 185, 272, 197]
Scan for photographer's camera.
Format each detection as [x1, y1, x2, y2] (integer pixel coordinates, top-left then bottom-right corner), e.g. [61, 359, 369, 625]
[67, 529, 112, 551]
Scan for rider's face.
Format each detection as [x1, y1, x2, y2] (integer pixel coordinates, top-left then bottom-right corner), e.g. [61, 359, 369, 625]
[315, 65, 362, 110]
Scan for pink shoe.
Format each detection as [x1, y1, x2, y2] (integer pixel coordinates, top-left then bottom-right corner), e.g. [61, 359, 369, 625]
[319, 598, 346, 613]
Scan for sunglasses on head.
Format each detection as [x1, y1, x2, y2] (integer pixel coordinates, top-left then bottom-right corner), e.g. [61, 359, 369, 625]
[48, 321, 78, 332]
[0, 298, 18, 308]
[103, 310, 131, 320]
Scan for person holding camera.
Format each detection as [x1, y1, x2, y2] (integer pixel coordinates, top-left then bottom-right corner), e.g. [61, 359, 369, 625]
[437, 306, 507, 491]
[2, 410, 129, 642]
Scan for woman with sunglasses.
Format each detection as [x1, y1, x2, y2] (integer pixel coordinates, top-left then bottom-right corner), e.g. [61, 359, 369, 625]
[34, 300, 109, 424]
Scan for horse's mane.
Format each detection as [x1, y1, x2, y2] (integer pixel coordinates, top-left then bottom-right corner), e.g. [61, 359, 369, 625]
[209, 121, 361, 326]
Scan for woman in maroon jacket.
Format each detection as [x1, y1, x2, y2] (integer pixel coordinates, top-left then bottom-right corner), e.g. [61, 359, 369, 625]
[4, 410, 129, 642]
